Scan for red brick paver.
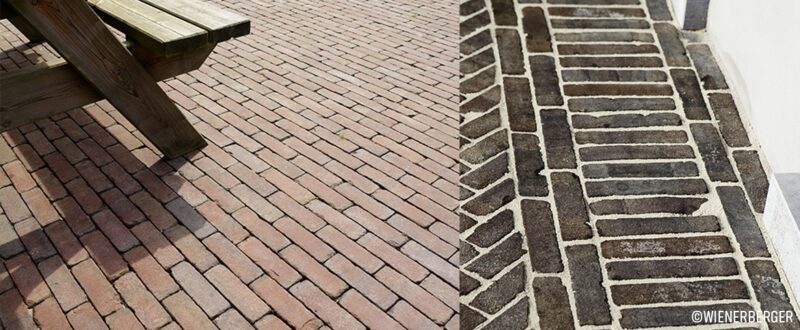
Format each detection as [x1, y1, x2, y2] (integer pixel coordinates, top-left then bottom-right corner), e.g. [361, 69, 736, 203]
[0, 0, 458, 328]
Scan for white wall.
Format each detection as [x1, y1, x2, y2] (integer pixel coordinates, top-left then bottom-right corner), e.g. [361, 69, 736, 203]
[702, 0, 800, 173]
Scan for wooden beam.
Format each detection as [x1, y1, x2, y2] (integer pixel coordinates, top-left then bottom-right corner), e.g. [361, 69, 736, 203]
[0, 45, 214, 131]
[1, 1, 14, 19]
[7, 15, 44, 43]
[5, 0, 207, 159]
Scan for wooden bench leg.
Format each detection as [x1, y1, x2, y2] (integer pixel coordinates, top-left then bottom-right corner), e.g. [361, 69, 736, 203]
[6, 0, 207, 159]
[1, 44, 215, 131]
[8, 16, 45, 43]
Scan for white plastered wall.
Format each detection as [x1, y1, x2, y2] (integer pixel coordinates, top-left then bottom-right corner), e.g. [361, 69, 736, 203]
[701, 0, 800, 174]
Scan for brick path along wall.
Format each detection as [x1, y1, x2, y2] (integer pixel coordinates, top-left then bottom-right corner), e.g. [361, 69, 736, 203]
[0, 0, 461, 328]
[459, 0, 800, 328]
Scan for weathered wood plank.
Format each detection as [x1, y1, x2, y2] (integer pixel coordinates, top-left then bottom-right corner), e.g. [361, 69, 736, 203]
[0, 45, 214, 131]
[7, 14, 44, 43]
[5, 0, 206, 159]
[140, 0, 250, 43]
[88, 0, 208, 56]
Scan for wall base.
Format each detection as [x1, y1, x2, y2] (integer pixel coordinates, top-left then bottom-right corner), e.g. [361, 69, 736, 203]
[764, 173, 800, 302]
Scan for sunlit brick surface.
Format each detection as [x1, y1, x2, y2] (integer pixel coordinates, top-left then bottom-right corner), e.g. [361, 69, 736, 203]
[0, 0, 458, 328]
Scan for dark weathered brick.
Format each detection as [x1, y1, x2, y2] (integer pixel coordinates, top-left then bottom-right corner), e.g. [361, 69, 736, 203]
[708, 93, 751, 147]
[462, 241, 479, 265]
[554, 32, 654, 43]
[490, 0, 517, 26]
[582, 161, 698, 178]
[575, 130, 687, 144]
[549, 7, 645, 17]
[549, 0, 640, 4]
[461, 30, 493, 55]
[691, 123, 737, 182]
[607, 258, 739, 280]
[461, 186, 475, 201]
[461, 86, 501, 113]
[522, 7, 551, 52]
[611, 280, 749, 305]
[655, 23, 690, 66]
[601, 236, 733, 258]
[541, 109, 575, 168]
[464, 233, 527, 279]
[461, 153, 508, 190]
[597, 216, 719, 236]
[461, 213, 478, 232]
[717, 186, 770, 257]
[466, 210, 515, 248]
[564, 84, 672, 96]
[462, 109, 501, 139]
[462, 179, 515, 216]
[461, 48, 495, 75]
[688, 44, 728, 89]
[470, 264, 525, 314]
[461, 11, 491, 37]
[552, 19, 649, 29]
[460, 304, 487, 329]
[745, 260, 800, 329]
[585, 178, 707, 197]
[530, 56, 564, 106]
[620, 303, 753, 328]
[461, 0, 485, 16]
[522, 200, 562, 273]
[482, 299, 528, 330]
[512, 134, 548, 196]
[672, 69, 710, 119]
[461, 272, 481, 295]
[496, 29, 525, 74]
[561, 69, 666, 82]
[572, 113, 681, 129]
[569, 97, 675, 112]
[566, 245, 611, 326]
[461, 129, 508, 164]
[646, 0, 673, 20]
[579, 145, 695, 162]
[504, 77, 537, 131]
[562, 45, 658, 57]
[733, 150, 768, 213]
[589, 197, 707, 215]
[561, 56, 663, 68]
[462, 67, 496, 94]
[551, 173, 591, 240]
[532, 277, 575, 330]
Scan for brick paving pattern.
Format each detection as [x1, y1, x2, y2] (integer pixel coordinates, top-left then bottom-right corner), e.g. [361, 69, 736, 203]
[460, 0, 800, 328]
[0, 0, 459, 328]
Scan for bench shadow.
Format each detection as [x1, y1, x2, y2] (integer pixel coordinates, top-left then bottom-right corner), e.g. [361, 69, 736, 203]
[0, 105, 221, 326]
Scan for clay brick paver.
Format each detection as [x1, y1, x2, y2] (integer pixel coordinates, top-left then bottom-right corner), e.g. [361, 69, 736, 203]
[0, 0, 457, 328]
[460, 0, 800, 329]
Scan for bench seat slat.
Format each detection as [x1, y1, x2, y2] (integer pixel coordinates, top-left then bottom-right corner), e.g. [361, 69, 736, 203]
[139, 0, 250, 43]
[88, 0, 208, 56]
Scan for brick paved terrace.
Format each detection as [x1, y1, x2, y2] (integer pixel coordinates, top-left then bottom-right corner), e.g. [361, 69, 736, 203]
[0, 0, 459, 329]
[460, 0, 800, 329]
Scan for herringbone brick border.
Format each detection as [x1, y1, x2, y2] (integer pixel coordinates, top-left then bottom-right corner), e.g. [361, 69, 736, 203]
[459, 0, 800, 328]
[0, 0, 460, 328]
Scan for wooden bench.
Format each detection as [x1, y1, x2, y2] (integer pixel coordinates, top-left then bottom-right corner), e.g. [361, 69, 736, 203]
[0, 0, 250, 158]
